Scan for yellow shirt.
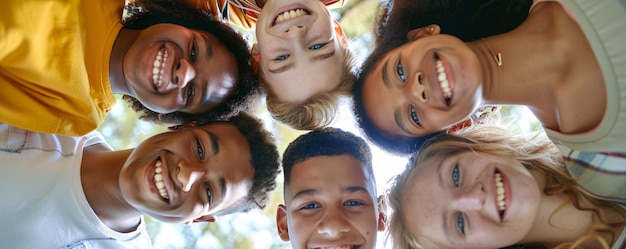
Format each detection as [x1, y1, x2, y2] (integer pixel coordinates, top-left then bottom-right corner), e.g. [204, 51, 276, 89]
[0, 0, 121, 136]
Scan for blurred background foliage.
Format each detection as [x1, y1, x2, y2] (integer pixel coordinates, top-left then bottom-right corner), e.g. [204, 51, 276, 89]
[98, 0, 540, 248]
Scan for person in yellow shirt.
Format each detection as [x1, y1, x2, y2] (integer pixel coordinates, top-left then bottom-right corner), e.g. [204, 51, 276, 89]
[0, 0, 259, 136]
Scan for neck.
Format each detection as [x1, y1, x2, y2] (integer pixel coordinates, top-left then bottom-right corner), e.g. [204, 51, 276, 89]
[523, 193, 596, 245]
[109, 28, 139, 95]
[468, 2, 606, 133]
[81, 144, 142, 233]
[466, 3, 568, 124]
[522, 171, 625, 247]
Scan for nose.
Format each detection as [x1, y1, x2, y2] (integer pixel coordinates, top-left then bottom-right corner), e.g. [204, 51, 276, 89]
[408, 72, 427, 102]
[177, 160, 205, 192]
[454, 182, 486, 211]
[173, 59, 196, 89]
[283, 25, 307, 38]
[316, 209, 351, 238]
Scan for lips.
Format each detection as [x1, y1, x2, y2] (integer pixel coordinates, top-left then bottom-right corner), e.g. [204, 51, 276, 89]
[434, 52, 453, 106]
[273, 8, 309, 25]
[494, 170, 507, 219]
[148, 158, 171, 203]
[152, 46, 168, 92]
[312, 245, 361, 249]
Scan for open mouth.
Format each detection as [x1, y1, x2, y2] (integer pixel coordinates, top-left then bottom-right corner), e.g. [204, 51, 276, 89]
[434, 52, 452, 106]
[273, 8, 310, 26]
[494, 170, 506, 219]
[153, 158, 171, 202]
[313, 246, 361, 249]
[152, 46, 168, 92]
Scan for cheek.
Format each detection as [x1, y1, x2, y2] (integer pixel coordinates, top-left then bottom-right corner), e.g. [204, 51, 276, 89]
[136, 92, 178, 114]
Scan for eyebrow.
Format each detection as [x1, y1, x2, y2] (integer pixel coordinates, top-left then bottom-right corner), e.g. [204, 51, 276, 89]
[206, 130, 219, 155]
[292, 189, 317, 201]
[382, 57, 391, 89]
[345, 186, 369, 194]
[291, 185, 369, 201]
[219, 177, 226, 206]
[268, 49, 336, 74]
[199, 80, 208, 108]
[394, 110, 412, 135]
[202, 34, 213, 59]
[437, 159, 453, 241]
[383, 57, 413, 136]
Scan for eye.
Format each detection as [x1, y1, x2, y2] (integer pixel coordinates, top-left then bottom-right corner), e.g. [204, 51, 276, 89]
[456, 213, 466, 235]
[196, 138, 204, 160]
[344, 200, 363, 206]
[273, 54, 289, 61]
[397, 58, 405, 81]
[190, 40, 197, 60]
[409, 105, 421, 127]
[309, 43, 327, 50]
[185, 84, 195, 107]
[301, 203, 321, 210]
[451, 164, 460, 187]
[204, 182, 213, 205]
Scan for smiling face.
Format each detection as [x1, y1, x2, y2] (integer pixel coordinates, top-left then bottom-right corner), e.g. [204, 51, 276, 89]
[402, 151, 541, 249]
[254, 0, 346, 103]
[362, 34, 483, 138]
[277, 155, 378, 249]
[123, 24, 238, 114]
[119, 123, 253, 223]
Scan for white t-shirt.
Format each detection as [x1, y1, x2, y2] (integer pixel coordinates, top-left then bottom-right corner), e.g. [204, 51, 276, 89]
[0, 123, 151, 248]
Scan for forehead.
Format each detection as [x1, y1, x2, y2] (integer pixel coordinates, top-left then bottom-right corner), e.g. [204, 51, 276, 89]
[186, 33, 239, 114]
[262, 50, 344, 103]
[362, 54, 405, 136]
[203, 123, 254, 211]
[402, 157, 448, 238]
[286, 155, 374, 198]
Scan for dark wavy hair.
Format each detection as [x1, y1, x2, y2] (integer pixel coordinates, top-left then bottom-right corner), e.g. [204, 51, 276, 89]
[122, 0, 261, 125]
[352, 0, 533, 155]
[206, 112, 281, 215]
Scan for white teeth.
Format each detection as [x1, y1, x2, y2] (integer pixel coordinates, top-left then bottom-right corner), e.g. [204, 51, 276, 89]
[495, 173, 506, 212]
[274, 8, 307, 24]
[318, 246, 353, 249]
[152, 48, 168, 90]
[154, 160, 170, 200]
[436, 59, 452, 99]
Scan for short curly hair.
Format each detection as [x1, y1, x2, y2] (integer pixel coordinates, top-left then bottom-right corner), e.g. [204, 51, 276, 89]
[353, 0, 532, 155]
[282, 128, 373, 188]
[205, 112, 281, 215]
[122, 0, 261, 125]
[263, 48, 356, 130]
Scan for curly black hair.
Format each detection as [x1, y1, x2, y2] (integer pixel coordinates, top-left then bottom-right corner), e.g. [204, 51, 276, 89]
[282, 128, 373, 187]
[204, 112, 281, 215]
[122, 0, 261, 125]
[353, 0, 533, 155]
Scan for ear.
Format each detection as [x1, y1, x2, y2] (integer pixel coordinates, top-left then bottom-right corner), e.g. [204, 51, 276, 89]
[406, 24, 440, 41]
[192, 215, 216, 223]
[276, 204, 290, 242]
[377, 195, 387, 232]
[333, 20, 349, 47]
[447, 118, 473, 133]
[168, 121, 198, 130]
[250, 44, 260, 74]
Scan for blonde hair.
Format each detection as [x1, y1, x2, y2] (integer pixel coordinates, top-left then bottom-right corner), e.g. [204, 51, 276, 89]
[386, 125, 625, 249]
[261, 48, 355, 130]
